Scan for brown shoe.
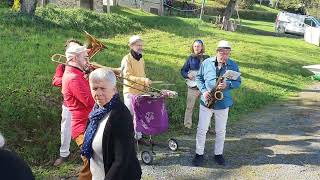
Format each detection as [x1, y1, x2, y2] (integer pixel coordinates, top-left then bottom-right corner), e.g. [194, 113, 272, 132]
[53, 156, 68, 167]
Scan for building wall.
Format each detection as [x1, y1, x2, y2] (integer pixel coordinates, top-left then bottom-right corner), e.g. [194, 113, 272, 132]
[51, 0, 80, 8]
[117, 0, 163, 15]
[141, 0, 163, 15]
[43, 0, 161, 14]
[93, 0, 104, 12]
[44, 0, 103, 12]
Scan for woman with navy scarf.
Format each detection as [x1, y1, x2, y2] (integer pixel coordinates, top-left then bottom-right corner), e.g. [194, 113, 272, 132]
[81, 68, 141, 180]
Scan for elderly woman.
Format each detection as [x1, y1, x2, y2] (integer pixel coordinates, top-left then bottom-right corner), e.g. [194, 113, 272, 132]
[121, 35, 152, 140]
[81, 68, 142, 180]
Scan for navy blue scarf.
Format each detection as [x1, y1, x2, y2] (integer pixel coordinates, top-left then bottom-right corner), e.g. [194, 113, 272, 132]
[81, 94, 120, 160]
[130, 49, 142, 61]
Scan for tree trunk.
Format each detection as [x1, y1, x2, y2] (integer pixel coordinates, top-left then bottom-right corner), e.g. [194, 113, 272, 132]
[199, 0, 205, 20]
[274, 0, 279, 9]
[20, 0, 38, 15]
[220, 0, 237, 31]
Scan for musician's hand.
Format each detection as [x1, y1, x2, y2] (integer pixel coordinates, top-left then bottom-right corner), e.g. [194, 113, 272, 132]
[187, 73, 195, 80]
[83, 73, 89, 80]
[203, 91, 211, 101]
[217, 81, 227, 90]
[145, 78, 152, 86]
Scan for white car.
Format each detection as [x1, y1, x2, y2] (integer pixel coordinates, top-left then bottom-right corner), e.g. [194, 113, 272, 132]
[275, 11, 320, 36]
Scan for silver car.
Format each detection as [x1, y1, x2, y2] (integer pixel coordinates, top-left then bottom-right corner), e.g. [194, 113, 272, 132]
[275, 11, 320, 36]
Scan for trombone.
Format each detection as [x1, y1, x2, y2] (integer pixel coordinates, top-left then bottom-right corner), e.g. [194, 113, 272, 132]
[51, 31, 177, 98]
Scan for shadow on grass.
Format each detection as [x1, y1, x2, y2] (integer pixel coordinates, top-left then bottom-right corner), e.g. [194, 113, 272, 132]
[237, 25, 301, 39]
[0, 7, 142, 38]
[1, 5, 318, 173]
[111, 6, 216, 38]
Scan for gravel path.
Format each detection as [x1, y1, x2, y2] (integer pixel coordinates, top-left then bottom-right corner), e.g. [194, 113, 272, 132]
[60, 83, 320, 180]
[140, 83, 320, 180]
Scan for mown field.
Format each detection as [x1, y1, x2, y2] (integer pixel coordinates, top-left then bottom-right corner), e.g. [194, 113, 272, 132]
[0, 3, 319, 178]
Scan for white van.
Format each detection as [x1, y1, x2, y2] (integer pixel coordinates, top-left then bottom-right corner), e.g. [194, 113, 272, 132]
[275, 11, 320, 36]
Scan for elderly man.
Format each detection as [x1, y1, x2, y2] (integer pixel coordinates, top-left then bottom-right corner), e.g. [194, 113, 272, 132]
[121, 35, 152, 140]
[62, 43, 95, 179]
[81, 68, 142, 180]
[192, 40, 241, 167]
[53, 39, 83, 166]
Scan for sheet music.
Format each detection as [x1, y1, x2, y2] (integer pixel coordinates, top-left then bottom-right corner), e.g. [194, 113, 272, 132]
[222, 70, 241, 80]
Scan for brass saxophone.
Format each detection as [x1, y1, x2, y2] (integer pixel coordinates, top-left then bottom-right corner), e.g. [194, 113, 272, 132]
[205, 76, 224, 109]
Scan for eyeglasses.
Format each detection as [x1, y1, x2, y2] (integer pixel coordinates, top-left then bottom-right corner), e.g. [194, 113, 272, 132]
[217, 49, 231, 55]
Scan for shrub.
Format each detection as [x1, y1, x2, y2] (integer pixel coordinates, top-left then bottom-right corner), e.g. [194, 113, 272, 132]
[239, 0, 256, 9]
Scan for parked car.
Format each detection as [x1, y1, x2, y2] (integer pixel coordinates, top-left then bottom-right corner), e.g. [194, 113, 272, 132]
[275, 11, 320, 36]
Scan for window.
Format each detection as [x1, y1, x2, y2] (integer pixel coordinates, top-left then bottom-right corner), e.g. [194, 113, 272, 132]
[304, 18, 312, 26]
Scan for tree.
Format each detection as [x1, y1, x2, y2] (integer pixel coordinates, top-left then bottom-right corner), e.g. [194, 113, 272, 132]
[20, 0, 38, 15]
[220, 0, 238, 31]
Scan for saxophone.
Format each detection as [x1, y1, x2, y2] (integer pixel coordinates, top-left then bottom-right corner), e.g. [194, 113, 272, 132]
[205, 76, 224, 109]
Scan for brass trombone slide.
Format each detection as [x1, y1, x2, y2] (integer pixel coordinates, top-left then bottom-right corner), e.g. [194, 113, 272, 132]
[51, 54, 173, 97]
[51, 31, 177, 98]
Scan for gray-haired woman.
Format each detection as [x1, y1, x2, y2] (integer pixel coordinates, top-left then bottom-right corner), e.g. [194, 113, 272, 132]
[81, 68, 141, 180]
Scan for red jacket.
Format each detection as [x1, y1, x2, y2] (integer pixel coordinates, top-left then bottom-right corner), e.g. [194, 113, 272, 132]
[52, 64, 65, 87]
[62, 66, 94, 139]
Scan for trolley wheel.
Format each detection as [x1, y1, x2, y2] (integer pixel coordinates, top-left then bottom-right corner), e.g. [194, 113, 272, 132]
[168, 138, 179, 151]
[141, 151, 153, 165]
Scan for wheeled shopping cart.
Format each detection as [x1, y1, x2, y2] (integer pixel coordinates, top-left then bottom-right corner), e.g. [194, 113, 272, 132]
[131, 94, 179, 165]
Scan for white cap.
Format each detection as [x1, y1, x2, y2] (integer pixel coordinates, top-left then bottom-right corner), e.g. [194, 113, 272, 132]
[65, 44, 87, 62]
[217, 40, 231, 49]
[0, 133, 5, 148]
[128, 35, 142, 46]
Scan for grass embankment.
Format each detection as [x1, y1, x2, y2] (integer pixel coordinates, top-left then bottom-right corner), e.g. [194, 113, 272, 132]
[0, 4, 319, 178]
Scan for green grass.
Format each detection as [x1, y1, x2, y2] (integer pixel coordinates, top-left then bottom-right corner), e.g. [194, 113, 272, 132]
[0, 4, 319, 178]
[252, 4, 280, 13]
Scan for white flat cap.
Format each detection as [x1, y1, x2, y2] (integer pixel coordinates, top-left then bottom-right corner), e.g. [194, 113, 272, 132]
[128, 35, 142, 46]
[65, 44, 87, 62]
[217, 40, 231, 49]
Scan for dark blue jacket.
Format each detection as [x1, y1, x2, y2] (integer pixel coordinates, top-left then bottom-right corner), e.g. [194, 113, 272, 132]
[181, 54, 209, 79]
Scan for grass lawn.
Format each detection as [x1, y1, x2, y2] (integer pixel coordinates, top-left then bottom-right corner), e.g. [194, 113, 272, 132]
[0, 3, 319, 179]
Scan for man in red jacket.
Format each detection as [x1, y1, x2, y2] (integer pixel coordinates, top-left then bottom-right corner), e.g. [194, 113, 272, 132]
[62, 43, 94, 180]
[52, 40, 83, 166]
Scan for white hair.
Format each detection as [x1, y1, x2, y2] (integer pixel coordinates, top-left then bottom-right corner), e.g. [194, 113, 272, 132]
[0, 133, 5, 148]
[89, 68, 117, 87]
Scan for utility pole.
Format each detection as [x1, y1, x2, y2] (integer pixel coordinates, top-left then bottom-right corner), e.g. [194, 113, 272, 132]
[107, 0, 110, 13]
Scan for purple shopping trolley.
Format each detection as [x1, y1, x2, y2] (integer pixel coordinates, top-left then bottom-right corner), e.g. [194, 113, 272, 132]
[131, 94, 179, 165]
